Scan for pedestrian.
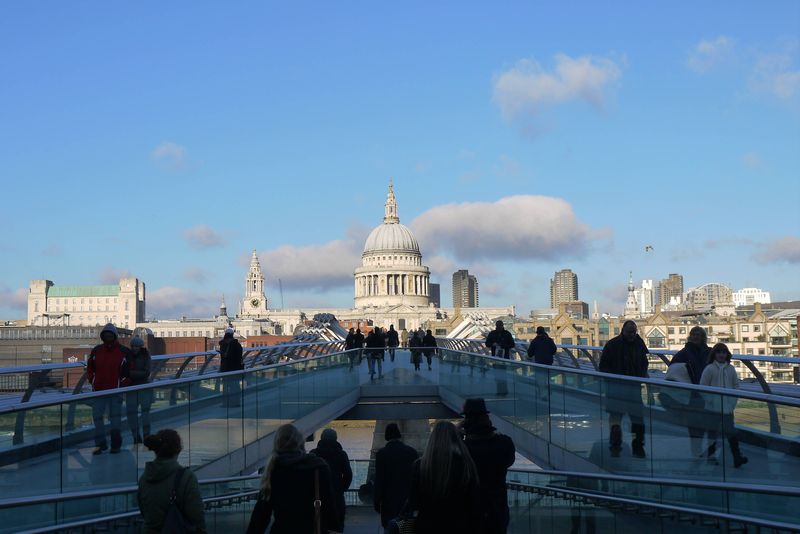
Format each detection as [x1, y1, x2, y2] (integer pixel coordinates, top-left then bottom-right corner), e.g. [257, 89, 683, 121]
[700, 343, 748, 468]
[374, 423, 419, 530]
[310, 428, 352, 530]
[137, 429, 206, 534]
[386, 325, 399, 362]
[598, 320, 649, 458]
[87, 323, 131, 454]
[669, 326, 711, 457]
[126, 336, 152, 444]
[402, 420, 484, 534]
[354, 328, 365, 365]
[400, 328, 409, 349]
[409, 330, 423, 371]
[527, 326, 556, 402]
[219, 327, 244, 408]
[345, 328, 357, 370]
[527, 326, 556, 365]
[422, 329, 437, 371]
[246, 424, 341, 533]
[460, 398, 516, 534]
[485, 321, 515, 359]
[365, 328, 385, 379]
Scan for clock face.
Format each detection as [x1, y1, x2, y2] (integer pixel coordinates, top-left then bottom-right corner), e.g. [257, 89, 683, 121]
[251, 298, 260, 307]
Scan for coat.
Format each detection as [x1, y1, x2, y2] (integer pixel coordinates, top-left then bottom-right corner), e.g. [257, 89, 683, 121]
[310, 439, 352, 529]
[386, 328, 400, 347]
[137, 458, 207, 534]
[87, 342, 132, 391]
[374, 440, 419, 527]
[464, 432, 516, 534]
[246, 451, 339, 534]
[422, 333, 437, 355]
[670, 342, 710, 384]
[527, 334, 557, 365]
[485, 329, 515, 352]
[365, 332, 385, 358]
[219, 335, 244, 372]
[353, 332, 365, 348]
[599, 334, 649, 414]
[406, 457, 484, 534]
[700, 361, 740, 414]
[344, 332, 356, 350]
[127, 348, 151, 386]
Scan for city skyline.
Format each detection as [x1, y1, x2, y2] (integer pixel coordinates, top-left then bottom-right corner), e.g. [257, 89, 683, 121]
[1, 2, 799, 319]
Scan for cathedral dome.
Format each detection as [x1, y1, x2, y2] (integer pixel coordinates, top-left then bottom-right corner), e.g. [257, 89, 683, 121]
[363, 223, 420, 254]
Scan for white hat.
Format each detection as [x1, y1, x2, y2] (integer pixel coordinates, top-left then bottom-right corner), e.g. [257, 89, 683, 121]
[224, 327, 235, 335]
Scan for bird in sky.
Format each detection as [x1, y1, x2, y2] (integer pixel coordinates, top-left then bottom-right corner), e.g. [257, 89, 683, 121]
[645, 245, 654, 252]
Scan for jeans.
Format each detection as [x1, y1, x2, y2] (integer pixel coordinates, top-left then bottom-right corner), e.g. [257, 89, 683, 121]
[368, 356, 383, 377]
[92, 395, 123, 449]
[126, 389, 153, 439]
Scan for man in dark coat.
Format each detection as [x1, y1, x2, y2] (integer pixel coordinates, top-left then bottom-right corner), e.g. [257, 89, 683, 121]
[87, 323, 132, 454]
[353, 328, 365, 364]
[669, 326, 711, 457]
[461, 398, 516, 534]
[485, 321, 515, 358]
[527, 326, 557, 365]
[310, 428, 352, 531]
[386, 325, 400, 362]
[374, 423, 419, 529]
[219, 328, 244, 407]
[422, 329, 437, 370]
[599, 320, 649, 458]
[365, 328, 385, 379]
[345, 328, 357, 370]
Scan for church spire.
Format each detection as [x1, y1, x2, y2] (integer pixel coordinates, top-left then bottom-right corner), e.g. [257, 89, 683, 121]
[383, 177, 400, 224]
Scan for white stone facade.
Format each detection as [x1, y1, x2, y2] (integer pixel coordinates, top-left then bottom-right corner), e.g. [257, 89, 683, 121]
[28, 278, 145, 329]
[239, 250, 270, 318]
[733, 288, 771, 307]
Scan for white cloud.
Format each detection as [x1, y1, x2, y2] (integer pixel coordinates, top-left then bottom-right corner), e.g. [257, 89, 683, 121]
[151, 141, 187, 170]
[98, 267, 132, 284]
[0, 287, 28, 313]
[411, 195, 607, 262]
[426, 255, 457, 278]
[183, 225, 226, 249]
[493, 54, 622, 122]
[184, 267, 208, 284]
[751, 50, 800, 98]
[147, 287, 219, 318]
[260, 239, 362, 291]
[756, 236, 800, 264]
[688, 36, 734, 73]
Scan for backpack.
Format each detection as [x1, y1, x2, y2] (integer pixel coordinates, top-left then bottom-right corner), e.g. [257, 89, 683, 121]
[161, 467, 196, 533]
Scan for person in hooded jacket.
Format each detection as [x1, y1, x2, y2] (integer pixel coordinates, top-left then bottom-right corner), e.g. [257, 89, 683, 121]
[422, 329, 437, 371]
[374, 423, 419, 530]
[126, 336, 152, 444]
[87, 323, 132, 454]
[460, 399, 516, 534]
[386, 325, 400, 362]
[485, 321, 515, 359]
[310, 428, 352, 531]
[137, 429, 206, 534]
[527, 327, 557, 365]
[247, 424, 340, 534]
[599, 320, 649, 458]
[409, 330, 423, 371]
[219, 328, 244, 407]
[669, 326, 711, 457]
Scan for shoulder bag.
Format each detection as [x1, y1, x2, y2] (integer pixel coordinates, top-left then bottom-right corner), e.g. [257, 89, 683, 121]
[161, 467, 196, 533]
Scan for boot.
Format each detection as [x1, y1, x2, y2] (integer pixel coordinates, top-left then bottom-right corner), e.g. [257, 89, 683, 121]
[730, 438, 748, 468]
[706, 442, 719, 465]
[609, 425, 622, 457]
[631, 424, 646, 458]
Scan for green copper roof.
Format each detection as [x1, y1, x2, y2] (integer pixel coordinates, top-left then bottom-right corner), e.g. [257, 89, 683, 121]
[47, 285, 120, 297]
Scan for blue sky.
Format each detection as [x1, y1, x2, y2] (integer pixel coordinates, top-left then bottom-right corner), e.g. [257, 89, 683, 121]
[1, 2, 798, 319]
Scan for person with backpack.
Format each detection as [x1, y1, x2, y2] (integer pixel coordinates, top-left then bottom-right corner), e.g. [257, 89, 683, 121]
[365, 328, 385, 380]
[138, 429, 206, 534]
[126, 336, 152, 444]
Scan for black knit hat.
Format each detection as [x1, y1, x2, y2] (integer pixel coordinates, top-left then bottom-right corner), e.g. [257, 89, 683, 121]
[385, 423, 401, 441]
[461, 398, 490, 416]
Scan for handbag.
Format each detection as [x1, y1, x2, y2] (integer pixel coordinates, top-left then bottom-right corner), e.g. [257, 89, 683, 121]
[161, 467, 196, 533]
[314, 467, 322, 534]
[386, 516, 416, 534]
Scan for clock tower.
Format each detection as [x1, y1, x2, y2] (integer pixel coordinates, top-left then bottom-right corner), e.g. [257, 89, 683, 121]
[240, 249, 269, 317]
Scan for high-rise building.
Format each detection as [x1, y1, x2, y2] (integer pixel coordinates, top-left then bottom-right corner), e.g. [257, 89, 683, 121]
[685, 283, 734, 313]
[452, 270, 479, 308]
[732, 288, 771, 307]
[657, 273, 684, 306]
[634, 279, 655, 316]
[550, 269, 578, 308]
[429, 283, 441, 308]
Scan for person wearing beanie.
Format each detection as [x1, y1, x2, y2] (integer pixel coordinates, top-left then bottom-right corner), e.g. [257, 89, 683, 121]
[374, 422, 419, 529]
[461, 398, 516, 534]
[218, 327, 244, 408]
[126, 336, 153, 444]
[87, 323, 132, 454]
[310, 428, 352, 531]
[137, 429, 206, 533]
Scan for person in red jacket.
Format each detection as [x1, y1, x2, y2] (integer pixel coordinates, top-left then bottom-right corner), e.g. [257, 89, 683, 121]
[87, 323, 132, 454]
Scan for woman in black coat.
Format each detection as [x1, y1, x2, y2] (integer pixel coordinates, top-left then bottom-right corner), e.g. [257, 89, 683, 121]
[247, 424, 341, 534]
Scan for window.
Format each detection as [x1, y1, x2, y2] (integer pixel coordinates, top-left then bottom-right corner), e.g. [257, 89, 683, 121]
[754, 325, 761, 332]
[561, 337, 573, 345]
[435, 328, 447, 336]
[647, 334, 665, 348]
[758, 349, 766, 355]
[742, 325, 749, 332]
[668, 327, 675, 334]
[746, 349, 753, 355]
[679, 327, 686, 334]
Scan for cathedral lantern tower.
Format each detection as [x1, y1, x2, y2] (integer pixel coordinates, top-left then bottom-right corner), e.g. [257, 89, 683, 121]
[354, 179, 431, 308]
[240, 249, 269, 317]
